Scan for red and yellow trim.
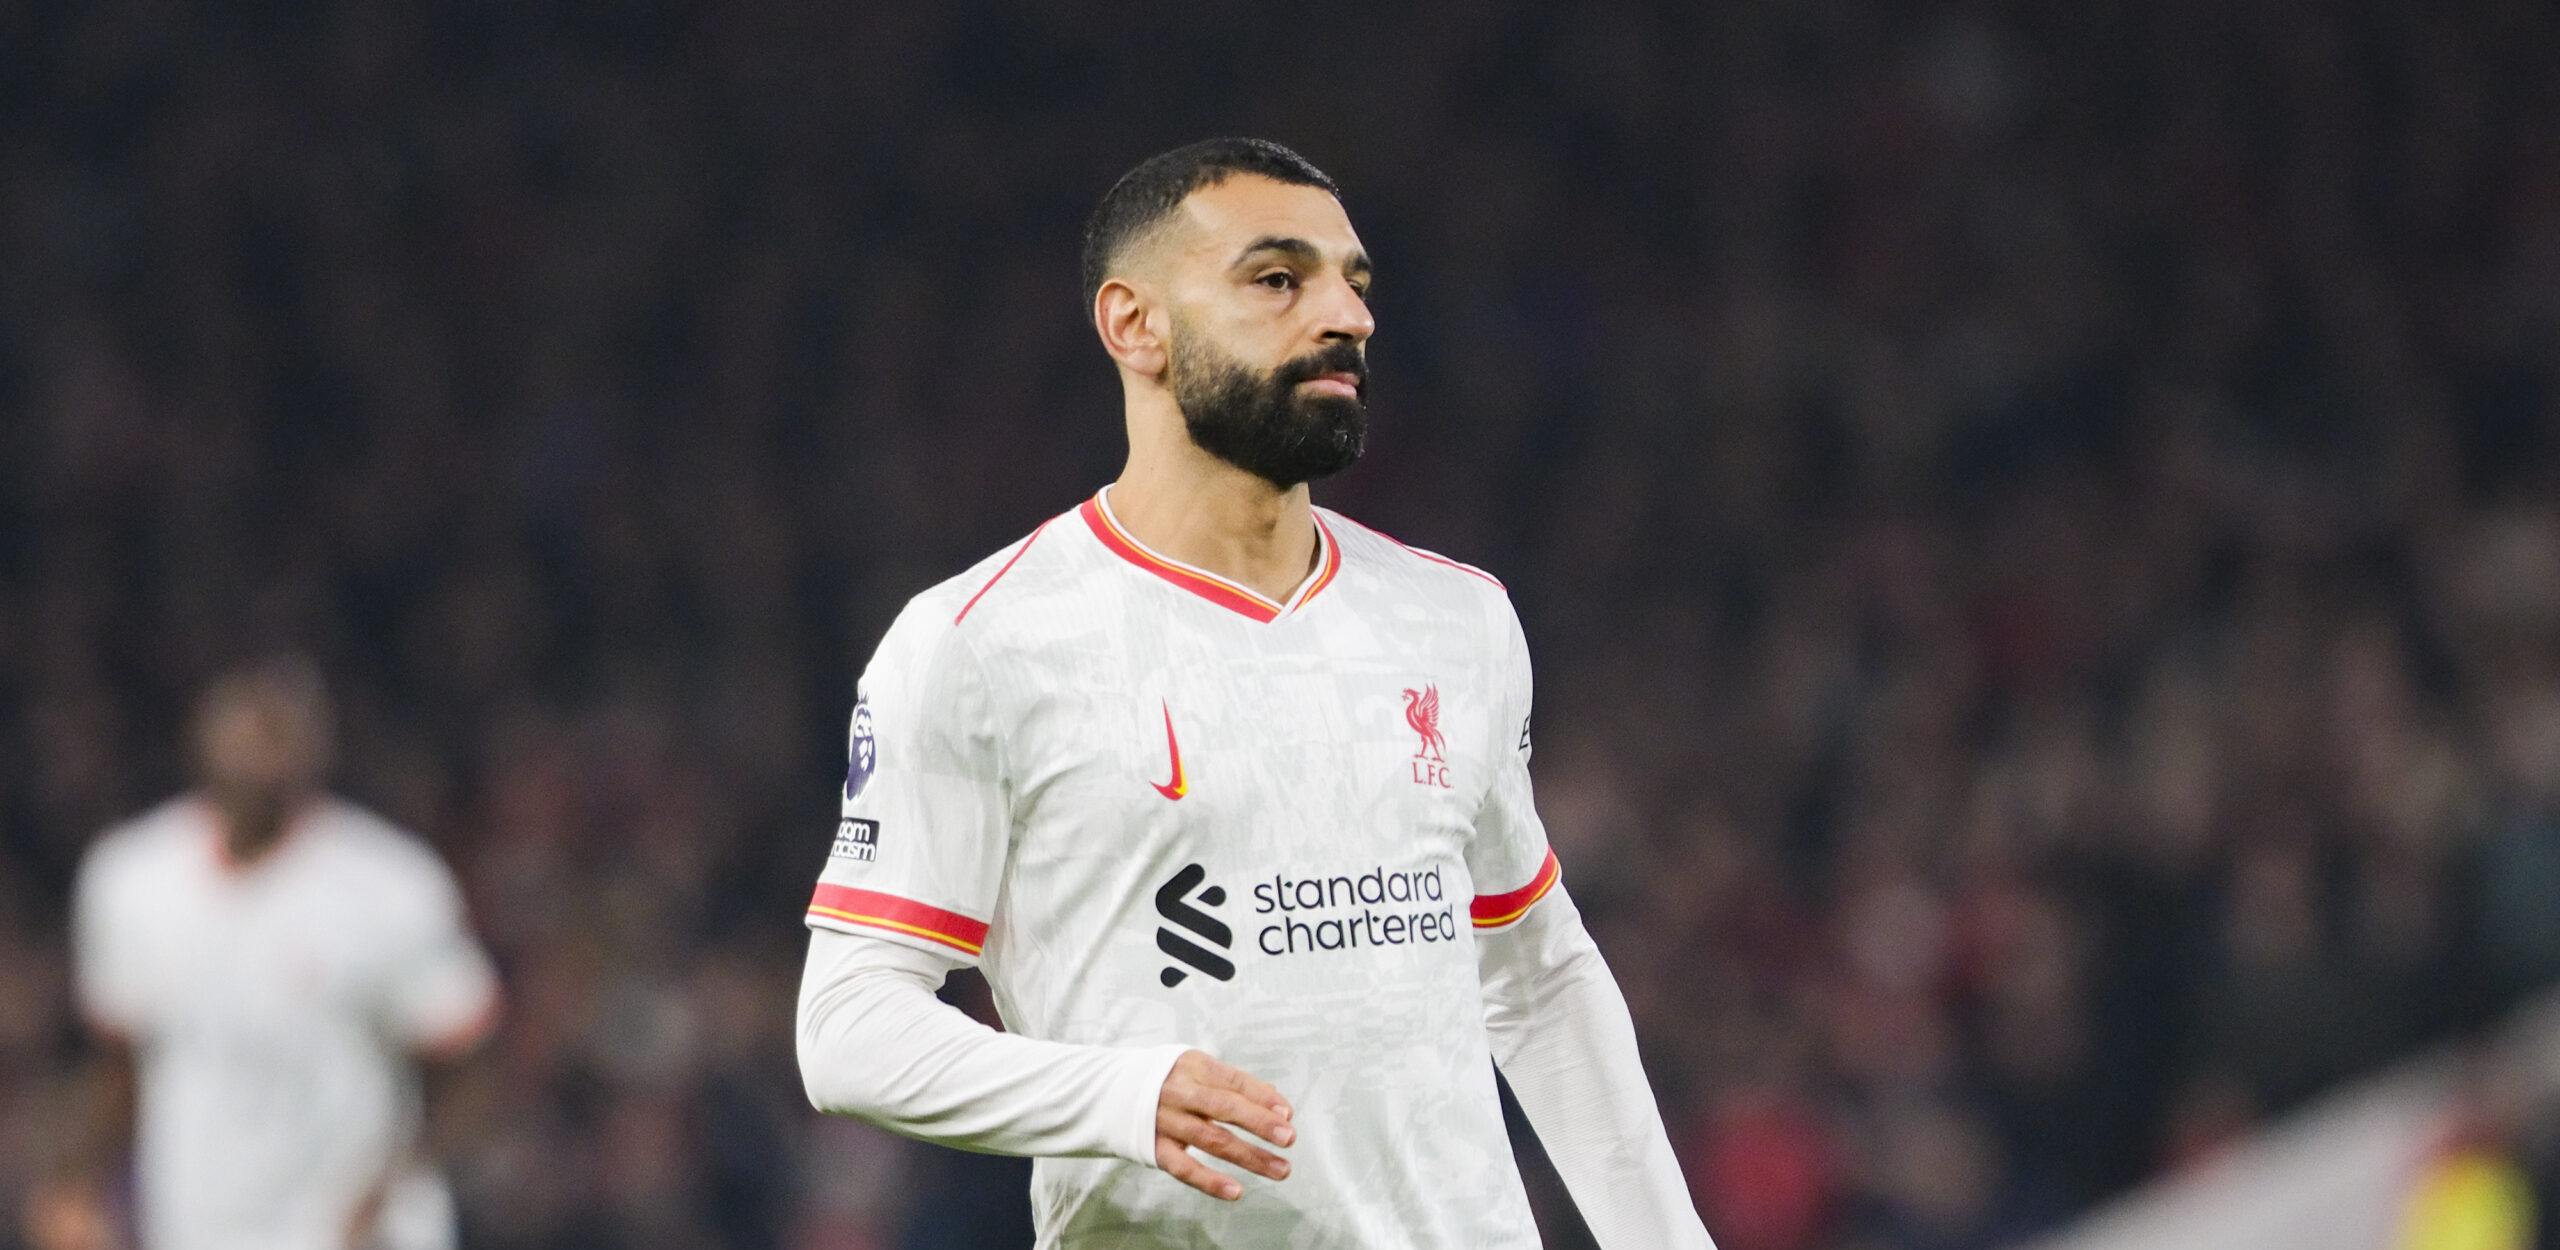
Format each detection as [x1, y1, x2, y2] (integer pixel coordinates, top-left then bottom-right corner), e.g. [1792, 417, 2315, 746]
[955, 518, 1054, 624]
[1470, 850, 1562, 929]
[1303, 513, 1345, 602]
[1080, 492, 1342, 622]
[807, 884, 990, 956]
[1335, 514, 1504, 590]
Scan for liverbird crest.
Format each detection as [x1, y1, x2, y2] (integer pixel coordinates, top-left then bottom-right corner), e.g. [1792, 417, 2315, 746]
[1401, 684, 1446, 762]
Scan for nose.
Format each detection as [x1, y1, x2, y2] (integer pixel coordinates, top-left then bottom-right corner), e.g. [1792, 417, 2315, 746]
[1312, 272, 1375, 344]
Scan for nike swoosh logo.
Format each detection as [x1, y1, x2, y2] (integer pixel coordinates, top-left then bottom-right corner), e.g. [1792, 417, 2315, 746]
[1153, 700, 1186, 800]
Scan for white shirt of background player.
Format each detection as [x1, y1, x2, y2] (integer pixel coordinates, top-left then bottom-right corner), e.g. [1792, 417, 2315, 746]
[47, 661, 498, 1250]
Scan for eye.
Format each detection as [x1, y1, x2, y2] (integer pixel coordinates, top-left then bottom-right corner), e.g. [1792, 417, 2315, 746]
[1255, 270, 1297, 291]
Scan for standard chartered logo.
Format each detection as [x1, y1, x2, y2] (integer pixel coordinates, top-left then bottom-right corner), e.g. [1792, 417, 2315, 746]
[1154, 861, 1459, 987]
[1252, 863, 1456, 956]
[1155, 863, 1234, 987]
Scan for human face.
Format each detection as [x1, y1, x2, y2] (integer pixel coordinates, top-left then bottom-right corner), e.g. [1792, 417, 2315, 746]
[1159, 177, 1376, 485]
[194, 679, 329, 851]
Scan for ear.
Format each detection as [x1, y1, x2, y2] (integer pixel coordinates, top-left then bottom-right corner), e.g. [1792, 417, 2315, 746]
[1093, 278, 1169, 379]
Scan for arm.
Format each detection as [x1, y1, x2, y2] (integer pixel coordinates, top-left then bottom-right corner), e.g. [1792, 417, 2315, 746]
[1479, 885, 1714, 1248]
[22, 1034, 133, 1250]
[802, 595, 1291, 1200]
[341, 1003, 501, 1250]
[344, 844, 504, 1250]
[1465, 594, 1712, 1246]
[798, 927, 1183, 1160]
[797, 928, 1294, 1199]
[37, 840, 146, 1250]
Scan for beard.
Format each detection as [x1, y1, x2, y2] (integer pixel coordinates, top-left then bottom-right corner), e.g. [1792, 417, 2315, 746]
[1167, 323, 1368, 489]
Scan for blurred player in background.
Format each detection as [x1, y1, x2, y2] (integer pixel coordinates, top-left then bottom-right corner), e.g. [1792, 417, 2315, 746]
[26, 656, 500, 1250]
[796, 139, 1712, 1246]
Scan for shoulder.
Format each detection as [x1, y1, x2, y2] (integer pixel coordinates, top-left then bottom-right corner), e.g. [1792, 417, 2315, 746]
[78, 799, 210, 894]
[1320, 507, 1516, 622]
[861, 504, 1097, 693]
[880, 503, 1101, 655]
[303, 800, 462, 895]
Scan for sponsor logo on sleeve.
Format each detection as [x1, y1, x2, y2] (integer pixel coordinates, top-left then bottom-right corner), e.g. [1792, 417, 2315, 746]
[830, 818, 879, 863]
[843, 698, 877, 800]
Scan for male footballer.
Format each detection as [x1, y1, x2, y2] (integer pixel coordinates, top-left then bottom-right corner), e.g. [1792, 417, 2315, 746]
[39, 657, 498, 1250]
[796, 137, 1712, 1247]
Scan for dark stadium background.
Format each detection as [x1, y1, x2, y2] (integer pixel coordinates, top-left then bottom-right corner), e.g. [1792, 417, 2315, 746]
[3, 2, 2559, 1248]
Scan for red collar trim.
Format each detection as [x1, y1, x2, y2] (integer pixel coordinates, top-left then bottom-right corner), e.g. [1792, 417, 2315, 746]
[1080, 491, 1341, 622]
[1301, 513, 1345, 604]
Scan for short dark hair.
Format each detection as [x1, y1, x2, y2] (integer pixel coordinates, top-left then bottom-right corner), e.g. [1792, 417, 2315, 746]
[1080, 138, 1342, 309]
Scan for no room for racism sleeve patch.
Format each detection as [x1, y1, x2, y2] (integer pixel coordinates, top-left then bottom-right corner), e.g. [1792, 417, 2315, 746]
[830, 818, 879, 863]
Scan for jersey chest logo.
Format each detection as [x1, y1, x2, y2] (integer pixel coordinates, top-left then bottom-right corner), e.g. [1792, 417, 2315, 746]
[1151, 700, 1187, 800]
[1402, 683, 1452, 789]
[1156, 863, 1232, 985]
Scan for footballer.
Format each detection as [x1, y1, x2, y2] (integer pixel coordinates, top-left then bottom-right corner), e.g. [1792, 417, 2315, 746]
[795, 138, 1713, 1247]
[38, 658, 499, 1250]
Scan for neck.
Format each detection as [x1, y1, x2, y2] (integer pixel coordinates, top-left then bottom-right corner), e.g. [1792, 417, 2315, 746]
[212, 790, 308, 869]
[1111, 391, 1321, 604]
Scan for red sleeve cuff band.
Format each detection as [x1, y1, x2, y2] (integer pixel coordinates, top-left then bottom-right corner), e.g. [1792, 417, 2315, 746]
[808, 884, 990, 956]
[1470, 850, 1562, 930]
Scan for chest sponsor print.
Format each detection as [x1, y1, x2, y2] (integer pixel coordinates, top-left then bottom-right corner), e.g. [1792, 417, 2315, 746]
[1154, 863, 1230, 986]
[1150, 860, 1462, 988]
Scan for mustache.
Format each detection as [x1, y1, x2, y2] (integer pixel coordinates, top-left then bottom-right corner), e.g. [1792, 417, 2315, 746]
[1271, 341, 1368, 396]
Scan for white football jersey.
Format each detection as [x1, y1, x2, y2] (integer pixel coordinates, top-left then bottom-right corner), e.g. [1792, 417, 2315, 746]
[73, 797, 499, 1250]
[806, 488, 1563, 1247]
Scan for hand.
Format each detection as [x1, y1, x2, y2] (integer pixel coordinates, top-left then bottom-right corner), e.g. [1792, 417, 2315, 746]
[340, 1173, 391, 1250]
[1154, 1049, 1295, 1201]
[23, 1181, 113, 1250]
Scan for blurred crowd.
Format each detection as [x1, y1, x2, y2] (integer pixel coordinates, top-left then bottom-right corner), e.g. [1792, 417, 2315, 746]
[3, 1, 2558, 1248]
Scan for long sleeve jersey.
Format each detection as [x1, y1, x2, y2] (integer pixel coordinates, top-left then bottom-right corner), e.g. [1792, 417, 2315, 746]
[795, 489, 1713, 1248]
